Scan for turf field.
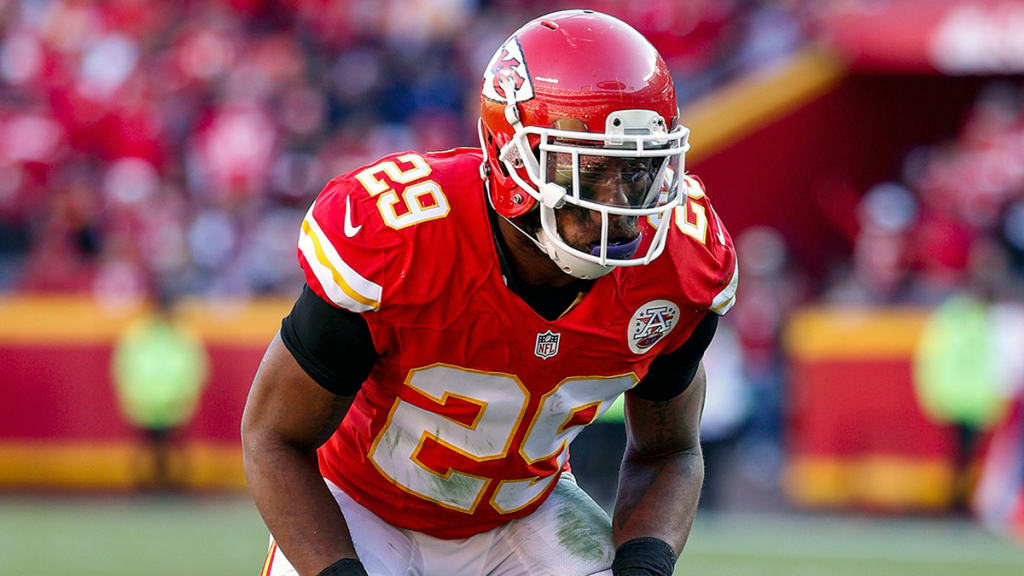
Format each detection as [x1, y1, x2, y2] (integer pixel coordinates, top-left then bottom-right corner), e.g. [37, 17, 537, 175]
[2, 495, 1022, 575]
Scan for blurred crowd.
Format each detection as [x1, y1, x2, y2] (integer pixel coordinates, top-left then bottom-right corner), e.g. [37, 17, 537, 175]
[824, 82, 1024, 307]
[0, 0, 805, 300]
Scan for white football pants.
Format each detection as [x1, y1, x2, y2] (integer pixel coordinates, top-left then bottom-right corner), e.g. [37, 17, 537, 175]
[261, 473, 614, 576]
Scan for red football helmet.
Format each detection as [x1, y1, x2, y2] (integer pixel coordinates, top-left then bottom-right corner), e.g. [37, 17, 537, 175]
[479, 10, 689, 279]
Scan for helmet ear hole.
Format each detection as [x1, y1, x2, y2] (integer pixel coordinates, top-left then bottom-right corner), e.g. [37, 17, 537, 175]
[485, 127, 511, 178]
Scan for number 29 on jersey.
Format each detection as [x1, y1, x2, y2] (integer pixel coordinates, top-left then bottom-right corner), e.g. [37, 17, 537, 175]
[355, 154, 450, 229]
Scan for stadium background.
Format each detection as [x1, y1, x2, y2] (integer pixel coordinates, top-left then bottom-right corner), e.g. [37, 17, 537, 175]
[1, 0, 1024, 574]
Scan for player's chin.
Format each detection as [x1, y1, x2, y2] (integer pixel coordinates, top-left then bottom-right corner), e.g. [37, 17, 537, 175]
[560, 217, 639, 254]
[563, 234, 639, 257]
[561, 231, 601, 253]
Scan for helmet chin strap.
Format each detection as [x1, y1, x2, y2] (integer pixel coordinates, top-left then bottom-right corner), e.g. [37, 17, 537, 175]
[485, 189, 548, 255]
[485, 183, 611, 280]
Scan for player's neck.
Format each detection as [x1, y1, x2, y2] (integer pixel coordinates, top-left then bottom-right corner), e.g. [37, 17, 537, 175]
[496, 216, 578, 288]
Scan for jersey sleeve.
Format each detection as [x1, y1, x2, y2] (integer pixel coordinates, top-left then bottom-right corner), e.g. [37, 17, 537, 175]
[297, 175, 401, 314]
[676, 175, 739, 316]
[296, 150, 488, 335]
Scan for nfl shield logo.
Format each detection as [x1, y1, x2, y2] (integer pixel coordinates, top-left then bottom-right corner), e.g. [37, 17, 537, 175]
[534, 330, 560, 360]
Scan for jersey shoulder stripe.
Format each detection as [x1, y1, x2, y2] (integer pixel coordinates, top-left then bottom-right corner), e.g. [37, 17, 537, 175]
[709, 260, 738, 315]
[299, 200, 383, 313]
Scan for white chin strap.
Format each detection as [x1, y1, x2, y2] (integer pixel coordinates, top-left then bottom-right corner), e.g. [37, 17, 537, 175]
[488, 197, 611, 280]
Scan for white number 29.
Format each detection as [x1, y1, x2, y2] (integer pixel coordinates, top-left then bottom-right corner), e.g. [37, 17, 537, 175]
[354, 153, 450, 229]
[368, 364, 636, 514]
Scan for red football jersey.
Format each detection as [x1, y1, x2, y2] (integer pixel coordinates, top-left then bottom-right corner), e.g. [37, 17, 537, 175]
[297, 148, 737, 539]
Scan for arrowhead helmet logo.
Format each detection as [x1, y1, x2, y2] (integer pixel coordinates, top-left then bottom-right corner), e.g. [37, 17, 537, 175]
[482, 37, 534, 104]
[534, 330, 560, 360]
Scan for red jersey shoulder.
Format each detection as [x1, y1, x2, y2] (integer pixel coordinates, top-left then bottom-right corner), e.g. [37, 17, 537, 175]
[641, 174, 738, 315]
[297, 148, 494, 325]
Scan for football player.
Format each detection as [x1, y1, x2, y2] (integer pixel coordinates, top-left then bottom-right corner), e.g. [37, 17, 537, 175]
[242, 10, 737, 576]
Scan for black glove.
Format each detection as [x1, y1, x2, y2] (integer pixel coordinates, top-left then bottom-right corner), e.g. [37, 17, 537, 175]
[611, 537, 676, 576]
[318, 557, 368, 576]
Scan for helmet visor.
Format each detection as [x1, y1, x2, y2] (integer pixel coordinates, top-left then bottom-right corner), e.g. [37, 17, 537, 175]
[541, 141, 682, 212]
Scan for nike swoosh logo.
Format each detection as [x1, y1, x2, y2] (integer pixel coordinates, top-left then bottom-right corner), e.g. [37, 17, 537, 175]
[344, 196, 362, 238]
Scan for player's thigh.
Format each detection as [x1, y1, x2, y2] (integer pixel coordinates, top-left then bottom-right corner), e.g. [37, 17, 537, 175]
[261, 479, 416, 576]
[487, 473, 614, 576]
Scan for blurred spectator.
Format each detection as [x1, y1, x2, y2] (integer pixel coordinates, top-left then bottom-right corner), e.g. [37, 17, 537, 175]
[913, 237, 1016, 512]
[975, 393, 1024, 544]
[699, 319, 752, 510]
[825, 182, 920, 305]
[974, 293, 1024, 540]
[729, 226, 806, 494]
[112, 289, 209, 491]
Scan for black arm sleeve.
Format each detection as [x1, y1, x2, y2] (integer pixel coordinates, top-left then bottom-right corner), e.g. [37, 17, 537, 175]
[279, 284, 379, 396]
[629, 312, 718, 402]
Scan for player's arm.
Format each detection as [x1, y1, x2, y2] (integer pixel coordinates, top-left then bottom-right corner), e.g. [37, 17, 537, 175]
[611, 313, 717, 576]
[241, 285, 378, 576]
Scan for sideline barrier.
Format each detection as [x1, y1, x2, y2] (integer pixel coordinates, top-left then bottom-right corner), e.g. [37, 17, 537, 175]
[784, 307, 958, 510]
[0, 295, 291, 490]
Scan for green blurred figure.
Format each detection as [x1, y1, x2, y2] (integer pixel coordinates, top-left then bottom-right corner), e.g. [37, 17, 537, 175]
[112, 292, 209, 491]
[914, 238, 1012, 512]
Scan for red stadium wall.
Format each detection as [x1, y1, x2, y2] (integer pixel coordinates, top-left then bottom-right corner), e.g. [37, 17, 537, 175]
[0, 296, 289, 490]
[783, 309, 960, 510]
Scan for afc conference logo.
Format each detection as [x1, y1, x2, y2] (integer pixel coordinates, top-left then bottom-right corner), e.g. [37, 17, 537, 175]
[534, 330, 560, 360]
[628, 300, 681, 355]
